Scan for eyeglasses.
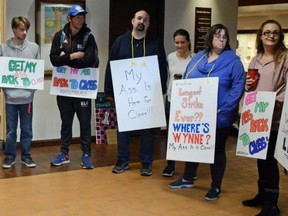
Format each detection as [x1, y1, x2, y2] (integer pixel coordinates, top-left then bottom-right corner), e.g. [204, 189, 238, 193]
[213, 34, 228, 40]
[262, 31, 280, 37]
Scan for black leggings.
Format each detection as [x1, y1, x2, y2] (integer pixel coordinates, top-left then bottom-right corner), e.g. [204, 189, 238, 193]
[257, 131, 279, 205]
[183, 127, 231, 188]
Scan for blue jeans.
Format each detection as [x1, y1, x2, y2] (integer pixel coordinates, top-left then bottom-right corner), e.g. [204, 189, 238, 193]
[5, 103, 33, 159]
[117, 128, 155, 164]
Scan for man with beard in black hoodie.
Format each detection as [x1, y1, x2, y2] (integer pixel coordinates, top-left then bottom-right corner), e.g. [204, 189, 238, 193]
[104, 10, 167, 176]
[50, 5, 99, 169]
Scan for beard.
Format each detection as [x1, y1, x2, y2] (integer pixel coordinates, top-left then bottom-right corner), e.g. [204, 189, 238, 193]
[136, 23, 145, 32]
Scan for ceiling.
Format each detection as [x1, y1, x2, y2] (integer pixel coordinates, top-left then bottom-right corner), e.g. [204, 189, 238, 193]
[238, 3, 288, 17]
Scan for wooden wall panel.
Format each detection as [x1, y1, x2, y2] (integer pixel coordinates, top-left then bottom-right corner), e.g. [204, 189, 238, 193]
[0, 0, 6, 143]
[239, 0, 288, 6]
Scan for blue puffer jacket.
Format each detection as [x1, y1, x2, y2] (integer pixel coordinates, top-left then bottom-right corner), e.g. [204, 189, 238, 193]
[183, 49, 245, 128]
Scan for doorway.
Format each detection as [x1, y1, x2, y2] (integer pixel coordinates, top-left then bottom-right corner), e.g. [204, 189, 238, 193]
[109, 0, 165, 52]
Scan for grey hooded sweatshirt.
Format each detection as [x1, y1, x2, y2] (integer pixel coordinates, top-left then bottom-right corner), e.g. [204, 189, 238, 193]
[0, 38, 40, 104]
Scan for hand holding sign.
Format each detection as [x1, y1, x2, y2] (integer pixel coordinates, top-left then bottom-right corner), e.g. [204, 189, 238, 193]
[0, 56, 44, 90]
[236, 91, 276, 159]
[110, 56, 166, 132]
[50, 66, 99, 99]
[166, 77, 219, 164]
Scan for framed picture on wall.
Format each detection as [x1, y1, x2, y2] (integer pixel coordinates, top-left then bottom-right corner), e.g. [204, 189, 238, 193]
[35, 0, 85, 77]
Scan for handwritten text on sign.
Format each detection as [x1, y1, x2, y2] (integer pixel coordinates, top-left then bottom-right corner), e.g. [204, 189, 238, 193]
[0, 56, 44, 90]
[50, 66, 99, 99]
[166, 77, 218, 164]
[110, 56, 166, 132]
[275, 86, 288, 170]
[236, 91, 276, 159]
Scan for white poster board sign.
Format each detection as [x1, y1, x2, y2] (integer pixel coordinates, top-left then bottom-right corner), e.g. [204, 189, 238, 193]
[110, 55, 166, 132]
[0, 56, 44, 90]
[166, 77, 218, 163]
[275, 87, 288, 170]
[236, 91, 276, 159]
[50, 66, 99, 99]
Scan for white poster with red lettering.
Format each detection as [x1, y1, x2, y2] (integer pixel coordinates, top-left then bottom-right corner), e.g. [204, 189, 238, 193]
[50, 66, 99, 99]
[166, 77, 218, 163]
[275, 87, 288, 170]
[236, 91, 276, 159]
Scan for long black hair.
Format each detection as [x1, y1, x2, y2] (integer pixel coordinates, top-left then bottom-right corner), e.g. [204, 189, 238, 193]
[173, 29, 191, 51]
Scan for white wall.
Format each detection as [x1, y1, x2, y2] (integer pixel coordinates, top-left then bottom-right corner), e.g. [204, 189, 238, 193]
[164, 0, 239, 54]
[5, 0, 239, 141]
[6, 0, 110, 141]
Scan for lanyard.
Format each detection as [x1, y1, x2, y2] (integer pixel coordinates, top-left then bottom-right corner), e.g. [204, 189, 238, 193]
[184, 53, 215, 79]
[130, 32, 146, 58]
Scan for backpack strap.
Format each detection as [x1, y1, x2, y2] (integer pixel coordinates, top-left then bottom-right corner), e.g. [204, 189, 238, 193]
[60, 31, 66, 49]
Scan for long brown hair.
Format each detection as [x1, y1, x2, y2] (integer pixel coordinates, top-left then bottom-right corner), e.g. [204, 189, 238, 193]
[256, 19, 287, 66]
[204, 24, 231, 53]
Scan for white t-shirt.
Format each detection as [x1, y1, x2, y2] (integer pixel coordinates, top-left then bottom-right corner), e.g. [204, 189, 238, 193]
[166, 51, 193, 102]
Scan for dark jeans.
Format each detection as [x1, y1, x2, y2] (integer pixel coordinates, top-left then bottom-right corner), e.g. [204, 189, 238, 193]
[164, 99, 175, 167]
[117, 128, 155, 164]
[5, 103, 33, 159]
[183, 127, 231, 188]
[57, 96, 91, 156]
[257, 130, 279, 205]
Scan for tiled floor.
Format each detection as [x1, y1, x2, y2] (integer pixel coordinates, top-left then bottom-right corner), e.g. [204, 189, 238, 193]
[0, 134, 287, 216]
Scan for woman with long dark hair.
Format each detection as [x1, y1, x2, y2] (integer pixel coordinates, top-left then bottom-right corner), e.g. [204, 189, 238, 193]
[169, 24, 245, 201]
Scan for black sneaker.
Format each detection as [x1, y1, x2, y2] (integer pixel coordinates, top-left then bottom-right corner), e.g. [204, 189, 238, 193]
[2, 157, 16, 169]
[169, 178, 194, 189]
[256, 205, 280, 216]
[205, 187, 221, 201]
[112, 160, 129, 174]
[21, 157, 36, 168]
[162, 165, 175, 177]
[140, 163, 152, 176]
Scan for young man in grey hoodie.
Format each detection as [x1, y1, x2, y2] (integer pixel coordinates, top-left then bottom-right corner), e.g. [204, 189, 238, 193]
[0, 16, 40, 169]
